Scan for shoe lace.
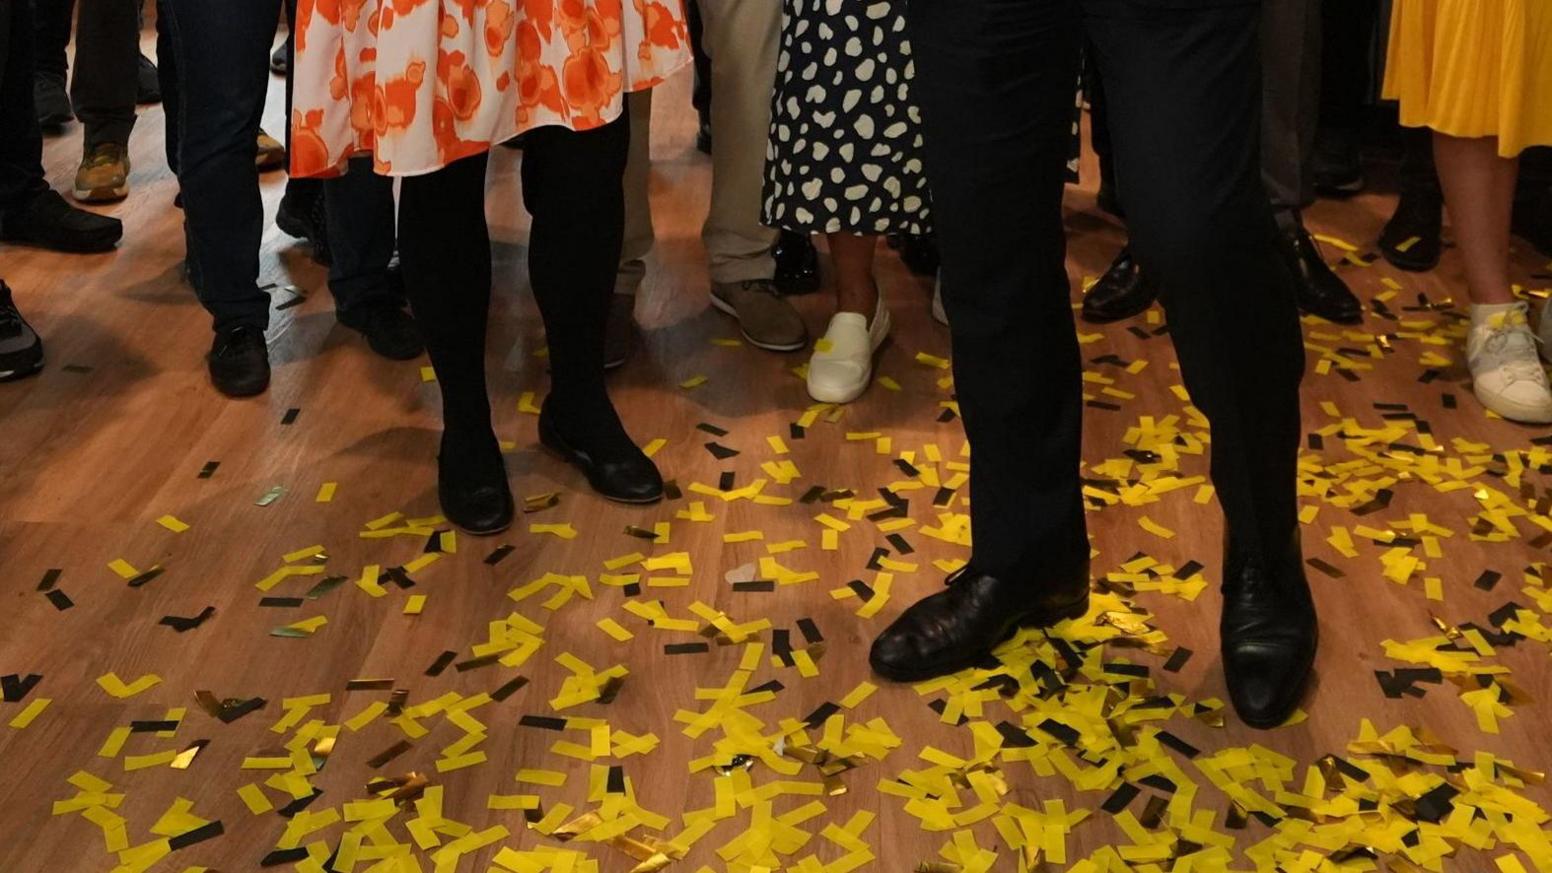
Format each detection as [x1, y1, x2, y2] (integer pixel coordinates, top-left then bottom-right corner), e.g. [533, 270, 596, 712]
[1478, 310, 1546, 384]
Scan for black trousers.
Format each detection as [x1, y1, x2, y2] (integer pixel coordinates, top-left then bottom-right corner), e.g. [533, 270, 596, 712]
[33, 0, 140, 147]
[909, 0, 1304, 578]
[0, 0, 48, 214]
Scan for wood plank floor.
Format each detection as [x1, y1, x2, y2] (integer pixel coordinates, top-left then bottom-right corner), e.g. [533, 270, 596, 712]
[3, 29, 1552, 873]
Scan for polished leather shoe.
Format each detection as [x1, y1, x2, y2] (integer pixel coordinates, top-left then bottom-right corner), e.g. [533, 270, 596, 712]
[1378, 189, 1443, 272]
[1221, 536, 1317, 729]
[1278, 223, 1362, 325]
[438, 431, 514, 536]
[1081, 246, 1158, 323]
[207, 325, 270, 398]
[870, 565, 1090, 682]
[539, 412, 664, 504]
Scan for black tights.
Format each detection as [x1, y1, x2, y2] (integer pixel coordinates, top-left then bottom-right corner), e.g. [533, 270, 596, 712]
[398, 115, 634, 458]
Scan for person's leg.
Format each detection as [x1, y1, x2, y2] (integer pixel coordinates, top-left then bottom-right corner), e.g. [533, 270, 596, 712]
[160, 0, 277, 335]
[868, 0, 1088, 683]
[1379, 123, 1445, 270]
[607, 90, 654, 368]
[325, 159, 421, 359]
[0, 0, 120, 252]
[522, 114, 663, 504]
[398, 152, 513, 534]
[0, 0, 49, 214]
[1312, 0, 1377, 194]
[694, 0, 781, 284]
[687, 0, 712, 149]
[1437, 134, 1551, 423]
[1086, 0, 1313, 728]
[31, 0, 74, 126]
[829, 234, 879, 317]
[70, 0, 139, 151]
[1261, 0, 1361, 325]
[154, 0, 179, 174]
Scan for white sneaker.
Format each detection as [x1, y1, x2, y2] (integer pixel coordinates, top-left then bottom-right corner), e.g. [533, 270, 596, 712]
[807, 297, 891, 404]
[1468, 302, 1552, 423]
[931, 275, 948, 326]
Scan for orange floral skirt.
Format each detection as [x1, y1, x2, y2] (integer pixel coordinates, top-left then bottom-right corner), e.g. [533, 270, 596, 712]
[289, 0, 691, 178]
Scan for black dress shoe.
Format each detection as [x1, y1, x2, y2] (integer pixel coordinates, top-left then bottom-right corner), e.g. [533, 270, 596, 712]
[438, 430, 514, 536]
[539, 410, 664, 504]
[869, 565, 1090, 682]
[1379, 189, 1443, 272]
[695, 120, 713, 155]
[1221, 536, 1317, 729]
[34, 73, 73, 128]
[774, 230, 820, 296]
[0, 282, 44, 382]
[136, 54, 162, 104]
[1278, 223, 1362, 325]
[207, 325, 270, 397]
[271, 34, 291, 75]
[276, 185, 331, 265]
[0, 190, 122, 253]
[1081, 246, 1158, 323]
[338, 303, 424, 360]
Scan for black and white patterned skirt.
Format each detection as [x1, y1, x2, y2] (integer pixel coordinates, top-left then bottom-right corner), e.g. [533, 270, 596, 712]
[761, 0, 933, 237]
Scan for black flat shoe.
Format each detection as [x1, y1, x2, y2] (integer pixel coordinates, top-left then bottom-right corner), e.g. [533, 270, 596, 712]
[207, 325, 270, 398]
[0, 190, 122, 253]
[1379, 189, 1443, 273]
[1221, 535, 1317, 729]
[136, 54, 162, 104]
[538, 411, 663, 504]
[34, 73, 73, 128]
[1081, 246, 1158, 323]
[869, 565, 1090, 682]
[338, 303, 424, 361]
[276, 185, 331, 265]
[438, 431, 514, 536]
[1278, 222, 1362, 325]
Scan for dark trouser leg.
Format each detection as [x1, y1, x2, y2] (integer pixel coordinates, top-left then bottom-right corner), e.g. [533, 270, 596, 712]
[324, 159, 398, 314]
[398, 153, 493, 436]
[1317, 0, 1375, 138]
[32, 0, 73, 80]
[161, 0, 278, 333]
[1085, 42, 1117, 203]
[154, 0, 178, 173]
[907, 0, 1089, 580]
[687, 0, 711, 121]
[1260, 0, 1320, 221]
[70, 0, 139, 149]
[520, 115, 634, 444]
[1085, 0, 1304, 561]
[0, 0, 48, 214]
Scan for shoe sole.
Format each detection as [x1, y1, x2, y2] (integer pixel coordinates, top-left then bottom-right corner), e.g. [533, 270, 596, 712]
[0, 360, 44, 382]
[538, 426, 665, 505]
[1379, 248, 1440, 273]
[73, 183, 128, 204]
[1476, 391, 1552, 425]
[870, 595, 1090, 683]
[1080, 301, 1154, 324]
[709, 294, 807, 352]
[0, 232, 119, 254]
[806, 318, 891, 404]
[449, 517, 512, 537]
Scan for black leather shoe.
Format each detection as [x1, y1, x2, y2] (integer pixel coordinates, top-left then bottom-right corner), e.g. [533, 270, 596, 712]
[539, 411, 663, 504]
[870, 565, 1090, 682]
[0, 282, 44, 382]
[271, 34, 291, 75]
[1278, 223, 1362, 325]
[34, 73, 73, 128]
[276, 185, 331, 265]
[896, 234, 940, 278]
[0, 190, 122, 253]
[338, 303, 424, 360]
[774, 230, 820, 296]
[1221, 535, 1317, 729]
[695, 120, 713, 155]
[438, 430, 514, 536]
[1081, 246, 1158, 323]
[1379, 189, 1443, 272]
[207, 325, 270, 398]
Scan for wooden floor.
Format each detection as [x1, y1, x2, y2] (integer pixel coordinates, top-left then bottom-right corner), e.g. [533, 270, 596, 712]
[3, 31, 1552, 873]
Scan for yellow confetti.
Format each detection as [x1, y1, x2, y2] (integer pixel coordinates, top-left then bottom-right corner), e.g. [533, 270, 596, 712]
[156, 515, 189, 533]
[403, 594, 427, 615]
[315, 482, 337, 503]
[96, 673, 162, 699]
[7, 697, 51, 728]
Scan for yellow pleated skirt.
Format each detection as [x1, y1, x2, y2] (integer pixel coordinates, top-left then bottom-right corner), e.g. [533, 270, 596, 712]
[1383, 0, 1552, 157]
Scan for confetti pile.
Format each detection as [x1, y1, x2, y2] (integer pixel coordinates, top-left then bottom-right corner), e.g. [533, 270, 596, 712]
[5, 242, 1552, 873]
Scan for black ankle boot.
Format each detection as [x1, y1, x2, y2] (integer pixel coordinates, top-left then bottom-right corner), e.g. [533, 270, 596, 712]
[869, 563, 1090, 682]
[539, 406, 663, 504]
[1379, 189, 1443, 272]
[1081, 246, 1158, 323]
[437, 430, 514, 536]
[1221, 534, 1317, 729]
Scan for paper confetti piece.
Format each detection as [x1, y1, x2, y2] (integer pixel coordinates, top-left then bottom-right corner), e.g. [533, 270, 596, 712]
[156, 515, 189, 533]
[315, 482, 337, 503]
[7, 697, 50, 728]
[96, 673, 162, 699]
[530, 523, 578, 540]
[403, 595, 427, 615]
[679, 375, 708, 389]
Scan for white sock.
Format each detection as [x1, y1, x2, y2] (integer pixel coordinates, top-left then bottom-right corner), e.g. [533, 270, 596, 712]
[1471, 301, 1527, 327]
